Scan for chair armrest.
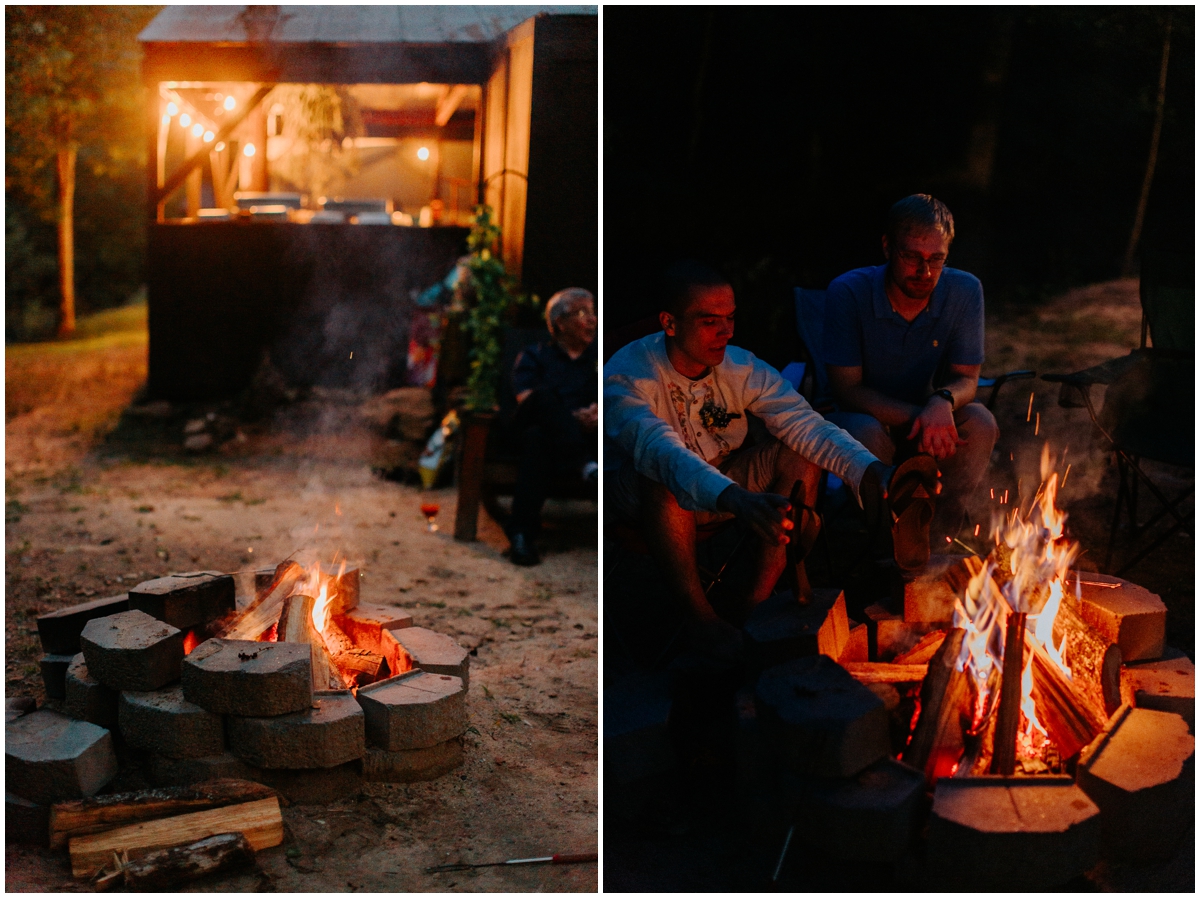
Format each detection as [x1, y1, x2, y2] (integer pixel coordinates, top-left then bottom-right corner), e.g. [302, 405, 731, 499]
[979, 370, 1036, 410]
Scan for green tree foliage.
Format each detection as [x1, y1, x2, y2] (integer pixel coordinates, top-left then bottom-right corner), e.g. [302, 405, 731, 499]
[461, 206, 538, 411]
[6, 5, 161, 340]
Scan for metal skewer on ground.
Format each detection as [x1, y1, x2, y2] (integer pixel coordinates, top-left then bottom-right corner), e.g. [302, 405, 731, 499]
[425, 852, 598, 874]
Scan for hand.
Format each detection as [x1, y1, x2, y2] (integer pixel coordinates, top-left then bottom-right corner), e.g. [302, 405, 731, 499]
[572, 403, 598, 426]
[716, 484, 794, 545]
[906, 398, 967, 460]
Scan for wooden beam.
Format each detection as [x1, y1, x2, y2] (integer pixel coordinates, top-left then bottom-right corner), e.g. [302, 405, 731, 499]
[155, 84, 273, 207]
[435, 84, 470, 127]
[69, 797, 283, 879]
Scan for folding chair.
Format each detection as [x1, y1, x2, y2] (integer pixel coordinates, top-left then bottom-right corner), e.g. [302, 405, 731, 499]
[1042, 267, 1194, 575]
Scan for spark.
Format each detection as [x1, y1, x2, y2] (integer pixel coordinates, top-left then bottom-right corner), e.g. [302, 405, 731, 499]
[953, 537, 974, 553]
[1062, 464, 1071, 487]
[1034, 412, 1040, 436]
[349, 351, 353, 359]
[975, 524, 981, 537]
[990, 488, 995, 500]
[1027, 393, 1035, 422]
[1002, 489, 1009, 504]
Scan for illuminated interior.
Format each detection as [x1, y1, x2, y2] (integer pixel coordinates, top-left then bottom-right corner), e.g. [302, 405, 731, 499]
[156, 81, 481, 225]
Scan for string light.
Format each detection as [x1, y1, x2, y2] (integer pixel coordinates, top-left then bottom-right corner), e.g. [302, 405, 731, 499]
[203, 130, 214, 142]
[224, 95, 236, 110]
[191, 123, 204, 137]
[417, 146, 430, 161]
[243, 143, 256, 157]
[179, 113, 191, 127]
[166, 102, 178, 116]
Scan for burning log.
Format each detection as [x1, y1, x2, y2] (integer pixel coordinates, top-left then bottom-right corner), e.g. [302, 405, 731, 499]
[220, 562, 304, 641]
[1026, 635, 1105, 761]
[68, 796, 282, 879]
[278, 595, 344, 691]
[335, 648, 389, 687]
[902, 629, 972, 785]
[956, 667, 1000, 778]
[990, 611, 1026, 776]
[49, 780, 277, 850]
[120, 831, 255, 890]
[1053, 595, 1123, 717]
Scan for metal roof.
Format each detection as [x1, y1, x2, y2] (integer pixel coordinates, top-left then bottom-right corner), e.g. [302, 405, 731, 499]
[139, 5, 596, 45]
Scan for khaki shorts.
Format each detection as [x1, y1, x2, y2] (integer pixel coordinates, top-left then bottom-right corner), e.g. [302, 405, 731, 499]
[606, 437, 790, 526]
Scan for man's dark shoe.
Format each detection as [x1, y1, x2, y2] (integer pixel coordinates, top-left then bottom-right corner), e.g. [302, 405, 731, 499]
[509, 531, 541, 566]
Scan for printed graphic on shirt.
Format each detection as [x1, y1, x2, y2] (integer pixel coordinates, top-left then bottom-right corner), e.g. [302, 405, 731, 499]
[668, 382, 700, 455]
[697, 385, 736, 460]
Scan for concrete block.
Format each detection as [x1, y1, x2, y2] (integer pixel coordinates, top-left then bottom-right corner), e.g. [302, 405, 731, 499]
[1076, 572, 1166, 662]
[927, 776, 1100, 890]
[1122, 651, 1194, 729]
[333, 603, 413, 655]
[876, 619, 941, 661]
[5, 710, 118, 805]
[362, 738, 464, 783]
[6, 793, 50, 846]
[839, 621, 869, 664]
[181, 638, 312, 717]
[64, 654, 119, 730]
[80, 609, 185, 691]
[1077, 704, 1195, 862]
[249, 760, 363, 805]
[755, 655, 889, 777]
[36, 594, 129, 655]
[356, 670, 467, 751]
[228, 691, 365, 769]
[903, 555, 967, 623]
[793, 757, 924, 862]
[128, 572, 236, 631]
[119, 686, 225, 759]
[143, 751, 255, 787]
[39, 653, 74, 700]
[381, 627, 469, 688]
[7, 697, 37, 716]
[743, 588, 849, 670]
[604, 669, 673, 785]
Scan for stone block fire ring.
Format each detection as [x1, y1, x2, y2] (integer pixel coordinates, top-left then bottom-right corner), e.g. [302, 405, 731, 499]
[8, 557, 473, 855]
[652, 468, 1192, 888]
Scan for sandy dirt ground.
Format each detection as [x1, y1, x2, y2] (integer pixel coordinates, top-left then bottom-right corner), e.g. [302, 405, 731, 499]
[4, 322, 597, 891]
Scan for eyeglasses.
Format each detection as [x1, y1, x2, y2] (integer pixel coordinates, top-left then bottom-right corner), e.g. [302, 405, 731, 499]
[895, 251, 948, 271]
[564, 306, 596, 320]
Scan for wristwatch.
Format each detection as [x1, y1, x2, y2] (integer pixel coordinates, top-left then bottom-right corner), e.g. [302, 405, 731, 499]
[931, 388, 955, 408]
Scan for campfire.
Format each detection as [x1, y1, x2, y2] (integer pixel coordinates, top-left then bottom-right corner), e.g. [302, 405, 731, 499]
[742, 442, 1190, 886]
[14, 544, 473, 882]
[906, 446, 1112, 782]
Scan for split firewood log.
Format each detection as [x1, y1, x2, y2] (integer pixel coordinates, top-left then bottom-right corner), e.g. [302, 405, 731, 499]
[122, 832, 255, 890]
[842, 662, 929, 684]
[49, 780, 277, 850]
[69, 797, 282, 879]
[334, 648, 389, 687]
[893, 630, 948, 665]
[902, 629, 971, 784]
[278, 594, 344, 690]
[1052, 592, 1123, 716]
[1026, 633, 1105, 760]
[221, 561, 304, 641]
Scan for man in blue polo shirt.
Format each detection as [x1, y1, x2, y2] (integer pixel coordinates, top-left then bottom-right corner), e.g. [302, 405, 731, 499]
[824, 194, 998, 540]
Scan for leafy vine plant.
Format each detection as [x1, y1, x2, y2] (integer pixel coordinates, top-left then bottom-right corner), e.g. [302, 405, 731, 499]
[462, 205, 538, 411]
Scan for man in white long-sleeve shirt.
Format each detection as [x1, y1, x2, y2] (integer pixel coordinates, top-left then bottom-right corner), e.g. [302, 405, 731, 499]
[605, 262, 893, 652]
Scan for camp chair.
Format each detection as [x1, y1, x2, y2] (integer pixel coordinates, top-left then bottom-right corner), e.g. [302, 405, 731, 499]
[1041, 264, 1193, 575]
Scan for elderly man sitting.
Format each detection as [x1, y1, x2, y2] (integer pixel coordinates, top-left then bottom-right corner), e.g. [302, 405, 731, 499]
[506, 287, 598, 565]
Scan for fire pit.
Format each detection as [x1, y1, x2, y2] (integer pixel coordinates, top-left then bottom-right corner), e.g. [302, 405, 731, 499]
[10, 554, 473, 844]
[740, 447, 1195, 888]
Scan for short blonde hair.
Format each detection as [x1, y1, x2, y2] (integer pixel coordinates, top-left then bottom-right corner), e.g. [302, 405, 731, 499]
[545, 288, 594, 335]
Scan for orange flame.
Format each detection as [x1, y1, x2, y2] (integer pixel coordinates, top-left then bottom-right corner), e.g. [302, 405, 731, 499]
[183, 630, 200, 654]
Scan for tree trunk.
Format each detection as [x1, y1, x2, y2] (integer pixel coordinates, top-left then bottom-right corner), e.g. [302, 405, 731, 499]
[1122, 17, 1172, 277]
[56, 145, 77, 338]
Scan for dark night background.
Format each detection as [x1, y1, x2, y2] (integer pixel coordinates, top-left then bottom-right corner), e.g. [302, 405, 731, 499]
[604, 6, 1193, 368]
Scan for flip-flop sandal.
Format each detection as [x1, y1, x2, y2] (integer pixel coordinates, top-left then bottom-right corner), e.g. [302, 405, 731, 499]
[889, 455, 939, 572]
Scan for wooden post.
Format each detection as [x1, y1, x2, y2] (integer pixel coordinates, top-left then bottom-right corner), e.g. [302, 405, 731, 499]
[990, 610, 1026, 775]
[454, 411, 493, 542]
